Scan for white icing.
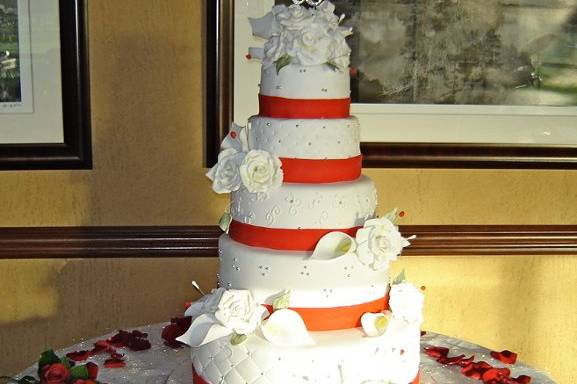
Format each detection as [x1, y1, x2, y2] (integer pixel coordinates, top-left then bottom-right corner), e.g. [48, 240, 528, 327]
[230, 176, 377, 229]
[248, 116, 360, 159]
[218, 235, 388, 308]
[260, 63, 350, 99]
[192, 320, 420, 384]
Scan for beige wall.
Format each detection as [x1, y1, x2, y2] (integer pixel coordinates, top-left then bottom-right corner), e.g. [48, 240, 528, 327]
[0, 0, 575, 382]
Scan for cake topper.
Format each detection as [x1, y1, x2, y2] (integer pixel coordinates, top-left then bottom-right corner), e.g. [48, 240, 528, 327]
[292, 0, 326, 6]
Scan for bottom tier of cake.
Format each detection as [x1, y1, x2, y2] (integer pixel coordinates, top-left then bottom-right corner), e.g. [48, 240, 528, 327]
[190, 318, 420, 384]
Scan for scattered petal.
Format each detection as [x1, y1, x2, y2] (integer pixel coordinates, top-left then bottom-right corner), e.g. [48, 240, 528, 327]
[491, 350, 518, 364]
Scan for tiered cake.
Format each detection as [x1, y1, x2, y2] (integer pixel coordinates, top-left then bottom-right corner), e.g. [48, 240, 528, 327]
[178, 2, 424, 383]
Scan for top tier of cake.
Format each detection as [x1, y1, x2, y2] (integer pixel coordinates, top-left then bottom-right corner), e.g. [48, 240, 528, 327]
[250, 2, 353, 119]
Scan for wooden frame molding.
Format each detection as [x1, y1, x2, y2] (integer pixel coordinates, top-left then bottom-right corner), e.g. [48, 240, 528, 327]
[0, 225, 576, 258]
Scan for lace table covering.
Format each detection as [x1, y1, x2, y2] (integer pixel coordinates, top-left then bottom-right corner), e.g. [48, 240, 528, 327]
[17, 324, 556, 384]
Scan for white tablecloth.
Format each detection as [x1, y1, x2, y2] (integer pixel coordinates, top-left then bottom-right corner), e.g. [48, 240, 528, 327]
[17, 324, 557, 384]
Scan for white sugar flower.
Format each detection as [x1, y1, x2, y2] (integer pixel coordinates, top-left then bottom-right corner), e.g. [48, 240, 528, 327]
[389, 282, 424, 323]
[248, 2, 351, 71]
[215, 290, 267, 335]
[206, 148, 246, 194]
[184, 287, 226, 319]
[239, 150, 283, 193]
[355, 216, 411, 271]
[261, 308, 314, 347]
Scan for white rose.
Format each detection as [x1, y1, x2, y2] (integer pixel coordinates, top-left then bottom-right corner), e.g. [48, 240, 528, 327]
[214, 290, 265, 335]
[286, 24, 333, 66]
[206, 148, 246, 194]
[314, 2, 340, 29]
[184, 287, 226, 319]
[277, 5, 314, 31]
[263, 34, 287, 68]
[356, 217, 411, 270]
[389, 283, 424, 323]
[239, 150, 283, 193]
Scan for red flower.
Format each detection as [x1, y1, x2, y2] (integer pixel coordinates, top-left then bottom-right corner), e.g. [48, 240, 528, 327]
[40, 363, 70, 384]
[72, 380, 96, 384]
[491, 350, 518, 365]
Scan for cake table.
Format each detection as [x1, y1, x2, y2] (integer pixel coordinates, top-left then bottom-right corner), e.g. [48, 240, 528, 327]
[15, 323, 556, 384]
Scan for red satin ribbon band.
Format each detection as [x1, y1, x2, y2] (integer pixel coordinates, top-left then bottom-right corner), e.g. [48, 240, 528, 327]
[264, 294, 389, 331]
[281, 155, 362, 183]
[229, 220, 361, 251]
[259, 94, 351, 119]
[193, 367, 420, 384]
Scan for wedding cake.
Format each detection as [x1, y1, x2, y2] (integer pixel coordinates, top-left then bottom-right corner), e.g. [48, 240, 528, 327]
[178, 2, 424, 383]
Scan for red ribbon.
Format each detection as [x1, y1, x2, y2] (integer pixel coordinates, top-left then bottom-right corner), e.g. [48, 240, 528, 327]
[259, 94, 351, 118]
[281, 155, 362, 183]
[264, 294, 389, 331]
[194, 366, 420, 384]
[229, 221, 361, 251]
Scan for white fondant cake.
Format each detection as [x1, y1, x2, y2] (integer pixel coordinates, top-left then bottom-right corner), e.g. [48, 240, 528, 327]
[248, 116, 360, 160]
[218, 235, 388, 308]
[179, 3, 423, 384]
[230, 176, 376, 229]
[260, 63, 350, 99]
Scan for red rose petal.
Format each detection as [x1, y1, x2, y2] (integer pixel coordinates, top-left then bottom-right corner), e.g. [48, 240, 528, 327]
[128, 337, 151, 351]
[86, 362, 98, 379]
[438, 354, 466, 365]
[513, 375, 532, 384]
[66, 350, 91, 361]
[424, 346, 450, 359]
[91, 340, 115, 355]
[491, 350, 518, 365]
[131, 330, 148, 338]
[110, 352, 124, 360]
[245, 53, 252, 60]
[482, 367, 511, 383]
[104, 358, 126, 369]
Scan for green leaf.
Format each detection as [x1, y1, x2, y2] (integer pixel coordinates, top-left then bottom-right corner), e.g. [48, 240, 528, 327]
[272, 290, 291, 311]
[38, 350, 60, 369]
[230, 332, 247, 346]
[69, 364, 90, 380]
[275, 54, 292, 74]
[326, 61, 339, 71]
[218, 212, 232, 233]
[59, 356, 72, 370]
[392, 269, 406, 285]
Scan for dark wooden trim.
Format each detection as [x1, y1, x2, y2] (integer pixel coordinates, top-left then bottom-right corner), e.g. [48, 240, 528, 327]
[205, 0, 235, 168]
[0, 225, 576, 258]
[206, 0, 577, 169]
[361, 143, 577, 169]
[0, 0, 92, 170]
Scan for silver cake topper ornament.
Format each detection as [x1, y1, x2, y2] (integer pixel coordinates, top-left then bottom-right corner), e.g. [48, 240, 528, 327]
[292, 0, 326, 6]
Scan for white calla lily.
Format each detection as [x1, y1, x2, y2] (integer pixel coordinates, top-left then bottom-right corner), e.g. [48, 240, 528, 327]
[176, 314, 233, 347]
[360, 312, 391, 337]
[261, 308, 314, 347]
[310, 231, 356, 260]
